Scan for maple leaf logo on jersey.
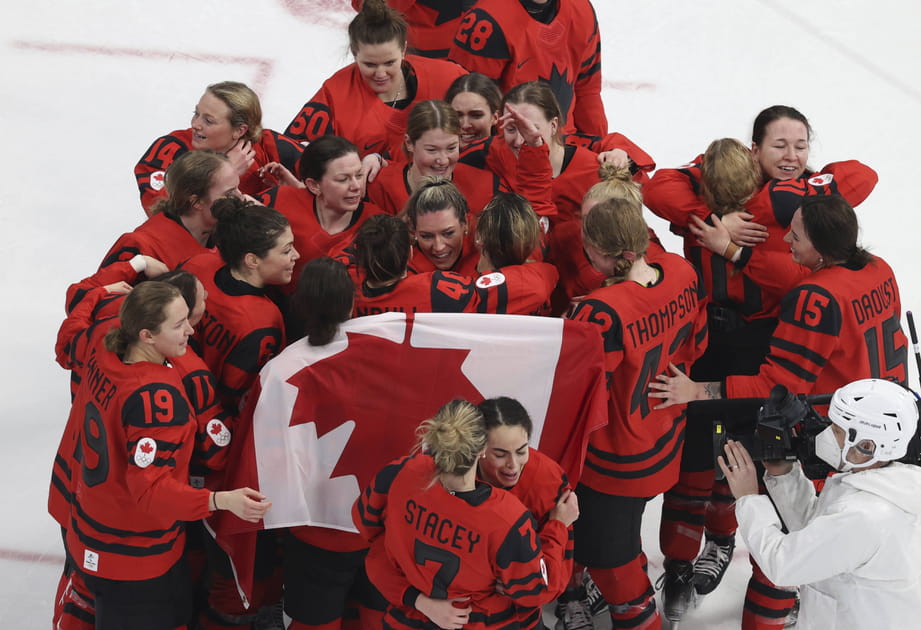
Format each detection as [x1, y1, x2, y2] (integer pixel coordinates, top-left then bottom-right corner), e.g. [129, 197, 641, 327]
[286, 319, 482, 488]
[134, 437, 157, 468]
[542, 65, 575, 123]
[476, 272, 506, 289]
[150, 171, 166, 191]
[207, 419, 231, 447]
[808, 173, 834, 187]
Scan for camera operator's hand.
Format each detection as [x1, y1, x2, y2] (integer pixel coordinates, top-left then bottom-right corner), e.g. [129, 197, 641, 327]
[762, 459, 795, 477]
[718, 440, 759, 498]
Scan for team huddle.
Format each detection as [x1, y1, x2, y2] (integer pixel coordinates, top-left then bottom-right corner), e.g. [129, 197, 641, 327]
[48, 1, 915, 630]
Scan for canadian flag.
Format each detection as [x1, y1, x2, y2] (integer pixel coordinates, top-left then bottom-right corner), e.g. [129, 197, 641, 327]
[209, 312, 607, 604]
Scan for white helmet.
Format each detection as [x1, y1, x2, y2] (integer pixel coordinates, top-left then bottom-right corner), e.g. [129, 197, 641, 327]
[827, 378, 919, 470]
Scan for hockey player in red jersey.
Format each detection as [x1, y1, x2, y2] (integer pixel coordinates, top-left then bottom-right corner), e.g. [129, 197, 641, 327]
[56, 282, 269, 630]
[256, 136, 384, 296]
[285, 0, 465, 167]
[135, 81, 301, 215]
[548, 163, 666, 316]
[352, 0, 467, 59]
[445, 72, 503, 149]
[462, 82, 654, 225]
[352, 205, 556, 317]
[366, 100, 505, 216]
[90, 151, 241, 308]
[567, 197, 708, 630]
[448, 0, 606, 137]
[650, 194, 909, 630]
[51, 271, 231, 630]
[354, 399, 578, 630]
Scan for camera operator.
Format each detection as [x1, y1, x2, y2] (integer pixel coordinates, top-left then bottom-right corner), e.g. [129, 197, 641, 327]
[719, 378, 921, 630]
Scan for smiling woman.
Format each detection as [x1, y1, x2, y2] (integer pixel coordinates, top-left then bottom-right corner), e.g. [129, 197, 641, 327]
[283, 0, 467, 164]
[134, 81, 303, 215]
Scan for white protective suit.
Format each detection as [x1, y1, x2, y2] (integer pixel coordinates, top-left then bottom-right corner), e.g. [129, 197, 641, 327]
[735, 461, 921, 629]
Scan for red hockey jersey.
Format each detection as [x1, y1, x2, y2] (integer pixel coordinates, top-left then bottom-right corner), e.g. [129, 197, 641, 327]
[61, 333, 212, 581]
[354, 453, 564, 630]
[725, 256, 909, 398]
[569, 252, 708, 497]
[181, 252, 285, 413]
[284, 55, 467, 158]
[353, 263, 557, 317]
[448, 0, 606, 137]
[135, 128, 303, 215]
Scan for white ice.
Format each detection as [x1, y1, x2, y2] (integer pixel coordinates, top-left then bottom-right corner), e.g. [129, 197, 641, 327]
[1, 1, 919, 627]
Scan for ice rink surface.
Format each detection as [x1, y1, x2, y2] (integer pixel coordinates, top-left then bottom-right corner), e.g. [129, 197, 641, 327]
[1, 1, 919, 626]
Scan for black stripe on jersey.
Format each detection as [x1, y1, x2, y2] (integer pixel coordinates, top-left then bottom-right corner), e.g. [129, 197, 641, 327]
[67, 289, 89, 314]
[70, 517, 181, 557]
[769, 355, 819, 383]
[101, 246, 141, 269]
[467, 605, 518, 627]
[50, 472, 73, 506]
[588, 415, 683, 464]
[55, 453, 73, 479]
[518, 607, 542, 628]
[584, 422, 685, 480]
[476, 278, 508, 314]
[74, 501, 181, 539]
[771, 337, 827, 368]
[504, 576, 548, 600]
[62, 602, 95, 625]
[127, 457, 177, 469]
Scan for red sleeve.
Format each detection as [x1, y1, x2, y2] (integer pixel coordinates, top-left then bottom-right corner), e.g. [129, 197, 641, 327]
[56, 288, 113, 370]
[818, 160, 878, 207]
[364, 536, 421, 609]
[590, 132, 656, 183]
[65, 261, 139, 314]
[448, 7, 511, 80]
[642, 158, 709, 228]
[514, 142, 556, 218]
[570, 6, 606, 137]
[135, 132, 190, 216]
[122, 380, 213, 521]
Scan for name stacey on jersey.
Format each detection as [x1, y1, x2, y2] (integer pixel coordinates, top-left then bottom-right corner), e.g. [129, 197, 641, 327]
[404, 498, 482, 553]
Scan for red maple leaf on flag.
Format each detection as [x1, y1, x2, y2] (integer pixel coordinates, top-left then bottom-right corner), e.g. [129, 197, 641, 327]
[152, 172, 165, 185]
[286, 320, 483, 488]
[210, 422, 223, 435]
[139, 441, 154, 454]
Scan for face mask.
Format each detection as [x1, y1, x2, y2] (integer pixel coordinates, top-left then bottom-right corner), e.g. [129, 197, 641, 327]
[814, 425, 843, 471]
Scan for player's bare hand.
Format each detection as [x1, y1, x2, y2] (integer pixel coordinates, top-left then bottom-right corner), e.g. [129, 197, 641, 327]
[414, 594, 471, 630]
[597, 148, 629, 169]
[104, 281, 133, 295]
[226, 139, 256, 176]
[550, 488, 579, 527]
[721, 211, 767, 247]
[648, 363, 710, 409]
[500, 103, 544, 148]
[688, 214, 732, 257]
[259, 161, 303, 188]
[362, 153, 388, 183]
[217, 487, 271, 523]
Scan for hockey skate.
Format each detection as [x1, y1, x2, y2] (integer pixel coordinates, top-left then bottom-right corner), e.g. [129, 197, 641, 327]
[657, 559, 696, 626]
[582, 571, 607, 617]
[692, 534, 735, 595]
[554, 586, 595, 630]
